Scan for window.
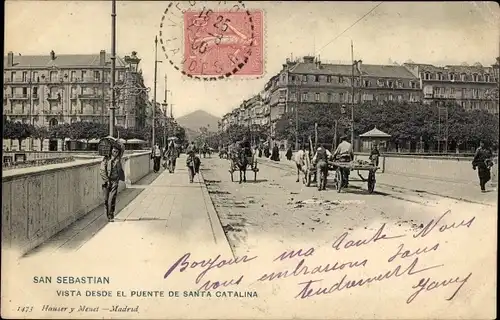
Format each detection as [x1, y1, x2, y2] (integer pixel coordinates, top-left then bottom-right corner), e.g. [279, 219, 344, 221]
[71, 71, 77, 81]
[389, 94, 393, 101]
[437, 73, 442, 80]
[339, 92, 344, 102]
[302, 92, 308, 101]
[410, 81, 417, 89]
[450, 88, 455, 95]
[377, 79, 384, 87]
[315, 75, 319, 82]
[449, 73, 455, 81]
[460, 73, 466, 81]
[387, 80, 394, 88]
[315, 93, 320, 102]
[339, 76, 345, 83]
[327, 76, 332, 83]
[472, 88, 479, 98]
[485, 74, 490, 82]
[397, 95, 403, 102]
[22, 72, 28, 82]
[291, 75, 296, 81]
[473, 74, 478, 82]
[50, 71, 57, 82]
[424, 72, 430, 80]
[364, 80, 370, 87]
[32, 71, 38, 82]
[396, 80, 403, 88]
[462, 88, 467, 98]
[22, 87, 27, 97]
[82, 71, 87, 79]
[302, 75, 307, 82]
[327, 93, 332, 102]
[291, 91, 297, 101]
[33, 87, 38, 95]
[11, 72, 16, 82]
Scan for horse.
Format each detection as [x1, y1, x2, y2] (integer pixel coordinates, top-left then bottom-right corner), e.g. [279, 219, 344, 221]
[230, 147, 255, 184]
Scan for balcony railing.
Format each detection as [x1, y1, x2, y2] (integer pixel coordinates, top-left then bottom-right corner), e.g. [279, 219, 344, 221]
[10, 94, 29, 100]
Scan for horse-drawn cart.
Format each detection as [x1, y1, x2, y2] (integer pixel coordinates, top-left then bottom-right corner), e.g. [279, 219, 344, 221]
[229, 153, 259, 182]
[304, 159, 378, 193]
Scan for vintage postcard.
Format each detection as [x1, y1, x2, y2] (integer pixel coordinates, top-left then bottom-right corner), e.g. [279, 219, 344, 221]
[2, 1, 499, 319]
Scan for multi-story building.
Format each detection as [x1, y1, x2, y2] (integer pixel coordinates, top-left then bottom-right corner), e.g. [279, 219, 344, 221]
[3, 50, 149, 129]
[403, 61, 499, 113]
[264, 56, 422, 136]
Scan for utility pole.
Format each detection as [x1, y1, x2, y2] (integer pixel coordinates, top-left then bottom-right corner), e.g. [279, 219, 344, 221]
[152, 36, 162, 147]
[163, 74, 168, 148]
[437, 104, 441, 153]
[333, 120, 338, 150]
[109, 0, 117, 137]
[350, 41, 355, 147]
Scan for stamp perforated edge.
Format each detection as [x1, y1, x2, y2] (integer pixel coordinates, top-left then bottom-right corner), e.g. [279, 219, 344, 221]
[159, 1, 266, 82]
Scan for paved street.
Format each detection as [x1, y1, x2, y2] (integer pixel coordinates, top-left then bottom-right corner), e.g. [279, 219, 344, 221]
[3, 154, 497, 319]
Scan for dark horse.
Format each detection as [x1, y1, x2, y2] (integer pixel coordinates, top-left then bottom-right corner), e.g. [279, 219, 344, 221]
[235, 148, 251, 184]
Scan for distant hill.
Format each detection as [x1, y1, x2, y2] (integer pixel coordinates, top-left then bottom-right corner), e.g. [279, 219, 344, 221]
[176, 110, 220, 134]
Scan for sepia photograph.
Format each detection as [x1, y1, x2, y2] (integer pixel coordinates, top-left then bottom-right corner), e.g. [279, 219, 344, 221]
[2, 1, 499, 319]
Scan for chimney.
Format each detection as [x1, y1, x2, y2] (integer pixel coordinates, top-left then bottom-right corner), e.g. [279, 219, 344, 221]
[50, 50, 56, 60]
[303, 56, 315, 63]
[7, 51, 14, 67]
[100, 50, 106, 66]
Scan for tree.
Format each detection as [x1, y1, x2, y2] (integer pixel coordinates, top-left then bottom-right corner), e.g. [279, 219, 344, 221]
[32, 126, 49, 151]
[6, 121, 36, 149]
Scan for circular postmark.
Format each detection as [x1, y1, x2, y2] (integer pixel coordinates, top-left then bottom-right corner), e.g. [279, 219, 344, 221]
[159, 1, 262, 80]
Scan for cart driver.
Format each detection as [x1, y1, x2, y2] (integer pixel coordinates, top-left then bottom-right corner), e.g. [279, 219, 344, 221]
[333, 135, 354, 187]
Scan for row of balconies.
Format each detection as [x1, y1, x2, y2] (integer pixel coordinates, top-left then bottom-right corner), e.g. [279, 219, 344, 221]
[425, 93, 490, 99]
[4, 75, 127, 84]
[3, 109, 124, 116]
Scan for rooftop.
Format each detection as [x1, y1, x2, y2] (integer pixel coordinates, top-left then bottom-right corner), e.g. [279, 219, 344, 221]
[4, 51, 128, 68]
[289, 60, 418, 79]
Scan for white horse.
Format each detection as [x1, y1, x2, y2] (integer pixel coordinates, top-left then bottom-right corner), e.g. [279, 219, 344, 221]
[294, 149, 311, 183]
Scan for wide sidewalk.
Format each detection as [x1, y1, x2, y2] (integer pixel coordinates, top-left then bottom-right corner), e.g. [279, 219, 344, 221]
[25, 155, 233, 260]
[262, 153, 497, 206]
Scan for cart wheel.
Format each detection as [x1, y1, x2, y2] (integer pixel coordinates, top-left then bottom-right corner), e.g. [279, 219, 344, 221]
[306, 170, 311, 187]
[334, 169, 343, 193]
[368, 171, 375, 194]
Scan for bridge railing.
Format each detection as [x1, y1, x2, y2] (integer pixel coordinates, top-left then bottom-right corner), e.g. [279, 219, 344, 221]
[2, 151, 152, 258]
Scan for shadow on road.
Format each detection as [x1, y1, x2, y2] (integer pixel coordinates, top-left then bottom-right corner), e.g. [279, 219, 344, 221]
[24, 168, 165, 257]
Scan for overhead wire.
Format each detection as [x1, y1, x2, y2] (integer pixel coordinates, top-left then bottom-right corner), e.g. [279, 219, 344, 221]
[317, 2, 384, 54]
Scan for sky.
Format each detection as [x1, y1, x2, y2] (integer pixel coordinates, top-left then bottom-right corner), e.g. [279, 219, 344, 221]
[5, 1, 500, 118]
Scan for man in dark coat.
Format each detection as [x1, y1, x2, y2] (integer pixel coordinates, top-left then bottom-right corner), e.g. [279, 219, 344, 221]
[472, 141, 494, 192]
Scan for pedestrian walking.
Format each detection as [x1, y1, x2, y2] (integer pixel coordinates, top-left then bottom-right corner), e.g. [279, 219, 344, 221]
[369, 144, 380, 167]
[100, 143, 125, 222]
[152, 143, 162, 173]
[472, 141, 494, 192]
[286, 146, 293, 161]
[271, 144, 280, 161]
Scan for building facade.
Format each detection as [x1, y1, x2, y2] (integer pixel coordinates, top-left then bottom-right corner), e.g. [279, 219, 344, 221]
[262, 56, 422, 137]
[403, 62, 499, 113]
[3, 50, 149, 129]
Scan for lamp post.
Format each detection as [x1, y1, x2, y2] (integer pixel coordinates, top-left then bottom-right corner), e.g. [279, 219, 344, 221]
[109, 0, 117, 137]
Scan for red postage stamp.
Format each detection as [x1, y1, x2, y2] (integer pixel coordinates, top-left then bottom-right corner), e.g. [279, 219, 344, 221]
[183, 10, 263, 77]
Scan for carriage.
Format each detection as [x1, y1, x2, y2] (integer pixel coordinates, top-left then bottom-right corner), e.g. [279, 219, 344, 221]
[304, 158, 378, 193]
[229, 149, 259, 182]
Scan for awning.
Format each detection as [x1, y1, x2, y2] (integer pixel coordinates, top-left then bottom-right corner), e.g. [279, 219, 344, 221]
[359, 127, 391, 138]
[126, 138, 147, 144]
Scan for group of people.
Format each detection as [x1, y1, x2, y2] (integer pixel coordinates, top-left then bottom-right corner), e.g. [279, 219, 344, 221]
[151, 141, 180, 174]
[293, 135, 355, 189]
